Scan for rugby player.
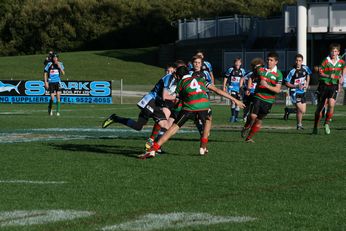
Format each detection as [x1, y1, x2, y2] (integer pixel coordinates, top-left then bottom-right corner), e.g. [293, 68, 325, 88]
[223, 57, 246, 122]
[313, 43, 346, 135]
[44, 53, 65, 116]
[241, 52, 283, 143]
[140, 65, 245, 159]
[284, 54, 311, 130]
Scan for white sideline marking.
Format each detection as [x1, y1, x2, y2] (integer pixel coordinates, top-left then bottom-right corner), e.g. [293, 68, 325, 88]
[0, 180, 66, 184]
[0, 210, 94, 227]
[101, 212, 256, 231]
[29, 128, 198, 134]
[0, 128, 198, 143]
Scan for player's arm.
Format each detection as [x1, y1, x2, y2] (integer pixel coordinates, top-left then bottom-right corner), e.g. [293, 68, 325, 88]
[207, 84, 245, 108]
[319, 62, 330, 78]
[340, 66, 346, 92]
[58, 63, 65, 75]
[285, 81, 295, 89]
[163, 89, 176, 101]
[245, 77, 252, 96]
[260, 78, 282, 93]
[284, 70, 295, 89]
[222, 76, 228, 91]
[305, 75, 310, 90]
[44, 72, 49, 90]
[209, 71, 215, 85]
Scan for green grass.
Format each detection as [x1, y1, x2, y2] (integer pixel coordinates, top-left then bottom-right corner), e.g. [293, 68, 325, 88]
[0, 103, 345, 230]
[0, 47, 163, 85]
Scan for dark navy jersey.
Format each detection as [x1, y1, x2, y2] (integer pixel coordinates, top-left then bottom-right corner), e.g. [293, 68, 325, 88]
[243, 71, 257, 94]
[224, 67, 246, 93]
[285, 65, 312, 94]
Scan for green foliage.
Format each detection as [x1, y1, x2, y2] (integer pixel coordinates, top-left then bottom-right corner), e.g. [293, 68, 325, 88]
[0, 0, 295, 56]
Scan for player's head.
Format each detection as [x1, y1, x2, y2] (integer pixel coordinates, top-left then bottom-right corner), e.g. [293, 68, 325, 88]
[233, 57, 242, 68]
[165, 64, 175, 74]
[52, 53, 59, 62]
[266, 52, 279, 69]
[195, 49, 204, 59]
[329, 43, 340, 58]
[192, 55, 203, 71]
[295, 54, 304, 68]
[173, 59, 186, 68]
[250, 57, 264, 71]
[175, 66, 189, 79]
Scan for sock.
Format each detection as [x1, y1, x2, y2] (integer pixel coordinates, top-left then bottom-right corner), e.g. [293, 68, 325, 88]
[200, 137, 208, 149]
[150, 123, 161, 140]
[152, 142, 160, 151]
[314, 112, 322, 128]
[155, 128, 167, 142]
[325, 112, 333, 124]
[231, 108, 235, 117]
[116, 117, 143, 131]
[48, 100, 53, 112]
[288, 108, 297, 114]
[246, 122, 260, 140]
[57, 101, 61, 113]
[234, 109, 239, 120]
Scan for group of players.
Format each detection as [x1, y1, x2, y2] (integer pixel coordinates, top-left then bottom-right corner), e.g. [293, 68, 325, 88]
[101, 44, 345, 158]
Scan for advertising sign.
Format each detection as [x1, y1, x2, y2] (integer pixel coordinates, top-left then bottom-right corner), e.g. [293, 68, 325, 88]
[0, 80, 112, 104]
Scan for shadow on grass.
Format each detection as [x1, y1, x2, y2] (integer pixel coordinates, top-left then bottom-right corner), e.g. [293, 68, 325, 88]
[49, 143, 142, 159]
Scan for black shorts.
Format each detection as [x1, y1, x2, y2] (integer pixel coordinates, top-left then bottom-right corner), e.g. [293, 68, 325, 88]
[316, 84, 338, 102]
[243, 94, 254, 106]
[230, 91, 241, 100]
[138, 99, 167, 123]
[251, 98, 273, 120]
[290, 92, 306, 104]
[174, 109, 210, 128]
[48, 83, 61, 93]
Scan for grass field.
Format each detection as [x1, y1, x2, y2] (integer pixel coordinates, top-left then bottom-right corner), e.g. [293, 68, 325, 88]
[0, 47, 163, 85]
[0, 103, 345, 230]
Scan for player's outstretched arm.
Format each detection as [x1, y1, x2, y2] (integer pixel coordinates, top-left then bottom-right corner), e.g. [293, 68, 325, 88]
[208, 85, 245, 109]
[260, 79, 282, 93]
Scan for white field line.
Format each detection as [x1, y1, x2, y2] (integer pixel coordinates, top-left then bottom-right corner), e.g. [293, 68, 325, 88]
[0, 210, 94, 227]
[0, 180, 66, 184]
[101, 212, 256, 231]
[0, 128, 198, 143]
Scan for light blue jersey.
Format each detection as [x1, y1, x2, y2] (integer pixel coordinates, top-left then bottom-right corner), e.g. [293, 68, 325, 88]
[225, 67, 246, 93]
[243, 71, 257, 94]
[148, 73, 177, 100]
[285, 65, 312, 95]
[44, 62, 64, 83]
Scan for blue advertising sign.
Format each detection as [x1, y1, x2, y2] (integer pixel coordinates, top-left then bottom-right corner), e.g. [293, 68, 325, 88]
[0, 80, 112, 104]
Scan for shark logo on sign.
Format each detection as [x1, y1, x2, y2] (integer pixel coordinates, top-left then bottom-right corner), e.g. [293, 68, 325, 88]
[0, 81, 21, 94]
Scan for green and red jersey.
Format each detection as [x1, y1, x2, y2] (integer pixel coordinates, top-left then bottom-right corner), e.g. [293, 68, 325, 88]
[254, 66, 283, 104]
[176, 74, 210, 111]
[319, 56, 345, 85]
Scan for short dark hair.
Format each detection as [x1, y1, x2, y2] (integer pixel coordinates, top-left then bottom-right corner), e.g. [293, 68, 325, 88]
[329, 43, 341, 52]
[267, 51, 279, 61]
[250, 58, 264, 70]
[175, 66, 189, 79]
[173, 60, 186, 68]
[192, 55, 203, 63]
[234, 57, 242, 63]
[295, 53, 304, 60]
